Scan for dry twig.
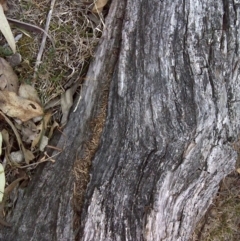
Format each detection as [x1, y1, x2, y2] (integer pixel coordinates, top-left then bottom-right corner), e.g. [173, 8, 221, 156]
[33, 0, 56, 82]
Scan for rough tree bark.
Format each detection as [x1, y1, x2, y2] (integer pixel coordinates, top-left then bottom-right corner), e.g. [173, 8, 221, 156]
[80, 0, 240, 240]
[1, 0, 240, 240]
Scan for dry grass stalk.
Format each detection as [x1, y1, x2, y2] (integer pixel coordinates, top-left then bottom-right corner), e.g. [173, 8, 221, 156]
[33, 0, 56, 82]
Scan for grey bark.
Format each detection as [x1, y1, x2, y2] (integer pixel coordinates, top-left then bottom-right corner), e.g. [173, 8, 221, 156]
[1, 0, 240, 240]
[0, 0, 123, 240]
[80, 0, 240, 240]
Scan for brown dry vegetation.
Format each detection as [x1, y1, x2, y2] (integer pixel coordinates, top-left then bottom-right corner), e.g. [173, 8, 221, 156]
[192, 172, 240, 241]
[5, 0, 104, 105]
[192, 142, 240, 241]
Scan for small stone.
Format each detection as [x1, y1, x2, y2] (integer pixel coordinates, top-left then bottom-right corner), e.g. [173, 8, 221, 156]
[6, 53, 22, 67]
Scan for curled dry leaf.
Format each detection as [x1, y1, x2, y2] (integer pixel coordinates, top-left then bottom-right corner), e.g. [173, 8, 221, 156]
[44, 96, 61, 110]
[92, 0, 109, 13]
[4, 176, 27, 196]
[31, 123, 43, 149]
[0, 57, 18, 93]
[21, 120, 38, 144]
[18, 84, 41, 104]
[0, 91, 43, 122]
[1, 129, 11, 166]
[0, 111, 35, 164]
[48, 120, 59, 139]
[61, 82, 78, 126]
[21, 149, 34, 165]
[31, 112, 52, 150]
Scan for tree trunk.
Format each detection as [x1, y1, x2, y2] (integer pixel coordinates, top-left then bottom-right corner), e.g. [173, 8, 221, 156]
[1, 0, 240, 240]
[79, 0, 240, 240]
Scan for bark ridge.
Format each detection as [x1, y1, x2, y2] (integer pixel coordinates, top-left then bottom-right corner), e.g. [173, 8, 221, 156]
[80, 0, 240, 240]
